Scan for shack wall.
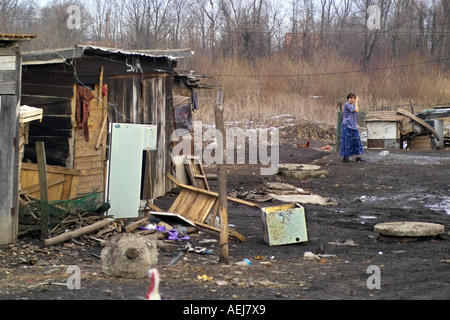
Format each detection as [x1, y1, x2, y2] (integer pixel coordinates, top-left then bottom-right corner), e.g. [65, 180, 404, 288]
[0, 46, 22, 245]
[21, 63, 75, 167]
[21, 52, 174, 199]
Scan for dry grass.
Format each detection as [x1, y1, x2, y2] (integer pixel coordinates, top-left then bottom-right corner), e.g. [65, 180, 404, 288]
[192, 53, 450, 129]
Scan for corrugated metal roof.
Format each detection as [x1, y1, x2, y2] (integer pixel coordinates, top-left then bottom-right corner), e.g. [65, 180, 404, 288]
[22, 45, 193, 64]
[0, 34, 37, 40]
[80, 45, 194, 60]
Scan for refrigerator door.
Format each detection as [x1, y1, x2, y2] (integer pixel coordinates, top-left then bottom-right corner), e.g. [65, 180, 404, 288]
[105, 123, 157, 218]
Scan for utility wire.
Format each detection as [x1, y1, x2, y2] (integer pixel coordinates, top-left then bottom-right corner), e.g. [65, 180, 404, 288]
[211, 56, 450, 78]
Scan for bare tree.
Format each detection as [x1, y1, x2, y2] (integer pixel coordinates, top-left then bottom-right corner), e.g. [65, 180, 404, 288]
[0, 0, 38, 34]
[28, 0, 88, 50]
[196, 0, 220, 60]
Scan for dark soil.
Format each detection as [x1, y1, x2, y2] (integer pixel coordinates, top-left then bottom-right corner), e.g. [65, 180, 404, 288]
[1, 133, 449, 302]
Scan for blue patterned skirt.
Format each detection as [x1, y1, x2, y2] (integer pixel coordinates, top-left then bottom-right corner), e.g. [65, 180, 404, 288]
[340, 125, 364, 157]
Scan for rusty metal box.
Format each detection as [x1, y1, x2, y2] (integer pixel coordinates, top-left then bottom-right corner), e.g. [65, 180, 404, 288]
[261, 203, 308, 246]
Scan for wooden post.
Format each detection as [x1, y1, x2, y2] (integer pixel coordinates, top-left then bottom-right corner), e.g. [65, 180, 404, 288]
[336, 102, 342, 153]
[36, 141, 49, 239]
[214, 88, 229, 264]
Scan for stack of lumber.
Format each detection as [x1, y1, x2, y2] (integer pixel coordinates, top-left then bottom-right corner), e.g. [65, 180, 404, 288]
[19, 105, 43, 124]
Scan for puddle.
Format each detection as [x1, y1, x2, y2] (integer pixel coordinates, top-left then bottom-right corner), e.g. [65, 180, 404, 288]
[359, 215, 377, 219]
[427, 197, 450, 215]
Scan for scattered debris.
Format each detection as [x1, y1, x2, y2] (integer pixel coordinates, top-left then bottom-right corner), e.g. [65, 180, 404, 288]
[235, 258, 252, 266]
[268, 194, 338, 205]
[303, 252, 320, 260]
[43, 219, 111, 247]
[278, 163, 329, 179]
[328, 239, 359, 246]
[230, 181, 337, 205]
[155, 173, 251, 242]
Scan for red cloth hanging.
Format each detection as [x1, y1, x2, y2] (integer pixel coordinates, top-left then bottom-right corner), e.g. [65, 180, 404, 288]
[76, 86, 95, 142]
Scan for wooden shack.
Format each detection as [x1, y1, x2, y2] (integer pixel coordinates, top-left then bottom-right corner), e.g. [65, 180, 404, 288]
[0, 34, 36, 245]
[20, 45, 196, 203]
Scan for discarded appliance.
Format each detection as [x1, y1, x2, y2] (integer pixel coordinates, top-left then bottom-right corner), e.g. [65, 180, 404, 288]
[425, 119, 444, 149]
[105, 123, 157, 218]
[261, 203, 308, 246]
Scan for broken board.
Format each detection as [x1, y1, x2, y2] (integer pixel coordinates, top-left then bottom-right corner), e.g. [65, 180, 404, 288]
[397, 108, 440, 141]
[149, 211, 197, 227]
[184, 156, 209, 190]
[162, 173, 256, 242]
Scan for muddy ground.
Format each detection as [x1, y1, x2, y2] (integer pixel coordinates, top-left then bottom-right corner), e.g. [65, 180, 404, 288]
[0, 130, 449, 302]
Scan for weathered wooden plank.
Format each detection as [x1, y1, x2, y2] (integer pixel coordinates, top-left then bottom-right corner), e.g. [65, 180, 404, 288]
[0, 95, 19, 245]
[73, 159, 103, 170]
[22, 84, 74, 98]
[189, 194, 212, 221]
[169, 189, 193, 213]
[79, 167, 103, 176]
[22, 176, 66, 194]
[0, 55, 16, 71]
[73, 146, 102, 158]
[0, 82, 15, 94]
[31, 116, 73, 129]
[76, 177, 103, 195]
[21, 162, 80, 183]
[40, 172, 78, 200]
[365, 111, 402, 122]
[207, 200, 220, 226]
[21, 95, 72, 116]
[69, 175, 79, 198]
[76, 54, 170, 79]
[22, 65, 74, 87]
[35, 141, 49, 238]
[29, 126, 72, 137]
[166, 173, 261, 209]
[0, 70, 15, 82]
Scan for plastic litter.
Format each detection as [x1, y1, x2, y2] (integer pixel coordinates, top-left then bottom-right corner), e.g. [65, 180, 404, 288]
[167, 248, 186, 267]
[139, 224, 165, 232]
[235, 258, 251, 266]
[186, 243, 213, 254]
[167, 228, 190, 241]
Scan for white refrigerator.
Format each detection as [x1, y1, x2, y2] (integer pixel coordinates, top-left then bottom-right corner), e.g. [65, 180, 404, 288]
[105, 123, 157, 218]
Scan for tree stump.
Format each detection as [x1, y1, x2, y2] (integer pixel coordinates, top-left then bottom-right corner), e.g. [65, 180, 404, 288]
[101, 233, 158, 279]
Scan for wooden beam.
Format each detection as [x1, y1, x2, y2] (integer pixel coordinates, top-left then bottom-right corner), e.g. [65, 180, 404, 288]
[43, 219, 110, 247]
[397, 108, 440, 141]
[35, 141, 49, 239]
[165, 173, 260, 209]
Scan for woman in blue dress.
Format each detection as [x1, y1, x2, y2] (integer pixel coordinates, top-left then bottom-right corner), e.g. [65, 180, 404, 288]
[340, 93, 364, 163]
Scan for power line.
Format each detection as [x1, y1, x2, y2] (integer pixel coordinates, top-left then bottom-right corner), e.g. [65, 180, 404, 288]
[211, 56, 450, 78]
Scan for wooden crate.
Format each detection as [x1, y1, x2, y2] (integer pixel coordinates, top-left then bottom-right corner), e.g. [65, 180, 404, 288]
[409, 135, 433, 150]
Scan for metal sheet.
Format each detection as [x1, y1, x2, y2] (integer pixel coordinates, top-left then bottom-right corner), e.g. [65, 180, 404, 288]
[367, 121, 398, 140]
[261, 203, 308, 246]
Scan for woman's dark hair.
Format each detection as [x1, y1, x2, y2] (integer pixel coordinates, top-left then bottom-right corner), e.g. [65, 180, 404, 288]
[347, 93, 356, 100]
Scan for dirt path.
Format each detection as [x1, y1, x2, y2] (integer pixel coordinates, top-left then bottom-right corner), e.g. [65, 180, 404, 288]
[0, 137, 449, 301]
